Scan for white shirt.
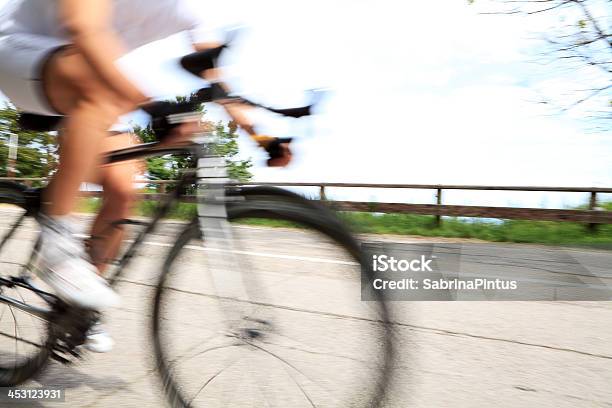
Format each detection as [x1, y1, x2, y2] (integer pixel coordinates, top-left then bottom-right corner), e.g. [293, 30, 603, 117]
[0, 0, 221, 50]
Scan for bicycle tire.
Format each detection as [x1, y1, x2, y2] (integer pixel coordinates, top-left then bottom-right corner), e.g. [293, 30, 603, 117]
[0, 182, 53, 386]
[152, 192, 393, 408]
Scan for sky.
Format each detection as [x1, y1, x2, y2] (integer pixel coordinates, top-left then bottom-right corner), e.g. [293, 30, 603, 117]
[0, 0, 610, 207]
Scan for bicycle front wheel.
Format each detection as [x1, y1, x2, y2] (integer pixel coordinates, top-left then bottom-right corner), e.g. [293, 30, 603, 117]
[153, 196, 393, 408]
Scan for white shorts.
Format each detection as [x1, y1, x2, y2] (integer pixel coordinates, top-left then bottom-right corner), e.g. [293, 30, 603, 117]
[0, 33, 69, 116]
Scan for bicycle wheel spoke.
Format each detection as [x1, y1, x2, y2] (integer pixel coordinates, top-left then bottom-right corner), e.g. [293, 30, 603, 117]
[244, 340, 335, 400]
[0, 214, 25, 251]
[282, 366, 319, 408]
[168, 331, 226, 364]
[259, 333, 380, 370]
[15, 287, 40, 329]
[189, 357, 243, 405]
[170, 342, 244, 370]
[8, 306, 19, 363]
[0, 331, 42, 348]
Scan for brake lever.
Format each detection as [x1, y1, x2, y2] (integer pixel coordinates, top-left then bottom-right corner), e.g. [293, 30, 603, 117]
[224, 26, 244, 47]
[307, 88, 330, 111]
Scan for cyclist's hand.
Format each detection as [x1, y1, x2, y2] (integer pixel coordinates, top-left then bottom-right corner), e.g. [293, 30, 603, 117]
[255, 136, 293, 167]
[268, 142, 292, 167]
[158, 120, 204, 147]
[142, 100, 201, 143]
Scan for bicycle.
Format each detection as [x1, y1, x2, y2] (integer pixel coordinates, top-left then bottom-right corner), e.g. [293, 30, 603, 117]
[0, 44, 393, 407]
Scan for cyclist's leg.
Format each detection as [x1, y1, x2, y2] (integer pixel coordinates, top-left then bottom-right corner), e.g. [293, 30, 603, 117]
[80, 133, 138, 353]
[88, 133, 140, 273]
[36, 46, 133, 309]
[43, 46, 135, 216]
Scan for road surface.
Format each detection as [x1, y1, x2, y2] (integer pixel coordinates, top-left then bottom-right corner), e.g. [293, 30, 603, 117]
[0, 212, 611, 407]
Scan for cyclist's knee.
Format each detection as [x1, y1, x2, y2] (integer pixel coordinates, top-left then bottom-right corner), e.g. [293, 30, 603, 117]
[109, 183, 135, 205]
[104, 174, 137, 215]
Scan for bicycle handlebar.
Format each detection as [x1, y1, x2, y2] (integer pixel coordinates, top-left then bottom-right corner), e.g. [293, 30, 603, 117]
[190, 84, 313, 119]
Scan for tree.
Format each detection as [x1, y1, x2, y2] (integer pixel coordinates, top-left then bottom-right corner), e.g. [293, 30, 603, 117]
[212, 120, 254, 182]
[0, 103, 59, 181]
[470, 0, 611, 125]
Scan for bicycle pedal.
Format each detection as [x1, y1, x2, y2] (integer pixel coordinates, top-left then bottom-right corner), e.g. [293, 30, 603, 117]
[50, 345, 82, 365]
[50, 351, 71, 365]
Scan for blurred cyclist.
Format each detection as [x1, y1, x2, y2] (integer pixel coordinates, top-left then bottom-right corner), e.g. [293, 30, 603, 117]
[0, 0, 291, 352]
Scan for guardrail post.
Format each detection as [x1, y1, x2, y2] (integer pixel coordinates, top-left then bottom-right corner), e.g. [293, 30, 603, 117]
[159, 183, 166, 194]
[588, 191, 598, 232]
[319, 185, 327, 201]
[435, 188, 442, 228]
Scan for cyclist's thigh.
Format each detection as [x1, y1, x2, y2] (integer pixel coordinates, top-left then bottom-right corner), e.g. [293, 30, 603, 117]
[42, 46, 131, 115]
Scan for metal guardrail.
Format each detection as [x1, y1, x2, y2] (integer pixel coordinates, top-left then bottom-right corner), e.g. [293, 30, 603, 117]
[2, 178, 611, 227]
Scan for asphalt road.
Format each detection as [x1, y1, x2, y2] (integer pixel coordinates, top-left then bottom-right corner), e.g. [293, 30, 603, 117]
[0, 211, 611, 407]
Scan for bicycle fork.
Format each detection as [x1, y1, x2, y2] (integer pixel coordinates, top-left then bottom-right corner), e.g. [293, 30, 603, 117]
[196, 153, 268, 338]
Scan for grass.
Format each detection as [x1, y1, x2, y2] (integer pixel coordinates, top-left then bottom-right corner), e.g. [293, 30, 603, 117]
[339, 212, 612, 246]
[76, 197, 197, 220]
[75, 197, 612, 246]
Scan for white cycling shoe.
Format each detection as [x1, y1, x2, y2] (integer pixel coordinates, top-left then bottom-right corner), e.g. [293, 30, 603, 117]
[37, 215, 120, 310]
[84, 323, 115, 353]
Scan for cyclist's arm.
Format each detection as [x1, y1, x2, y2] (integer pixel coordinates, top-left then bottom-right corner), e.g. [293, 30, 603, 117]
[59, 0, 148, 105]
[191, 41, 292, 167]
[191, 42, 256, 135]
